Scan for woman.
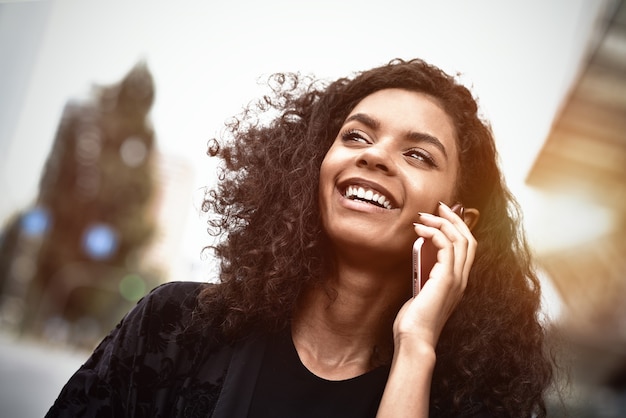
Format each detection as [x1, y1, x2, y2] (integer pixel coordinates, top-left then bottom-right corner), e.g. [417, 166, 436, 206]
[47, 58, 554, 417]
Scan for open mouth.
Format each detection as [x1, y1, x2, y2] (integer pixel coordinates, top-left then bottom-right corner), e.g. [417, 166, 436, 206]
[343, 185, 394, 209]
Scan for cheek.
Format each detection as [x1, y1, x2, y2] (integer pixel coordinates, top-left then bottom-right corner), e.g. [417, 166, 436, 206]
[318, 144, 342, 190]
[318, 156, 335, 209]
[318, 158, 332, 194]
[405, 175, 457, 213]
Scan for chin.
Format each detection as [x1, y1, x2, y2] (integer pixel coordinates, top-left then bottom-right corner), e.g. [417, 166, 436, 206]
[326, 225, 411, 260]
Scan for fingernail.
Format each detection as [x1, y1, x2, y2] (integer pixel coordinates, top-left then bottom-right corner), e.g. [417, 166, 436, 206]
[450, 203, 461, 213]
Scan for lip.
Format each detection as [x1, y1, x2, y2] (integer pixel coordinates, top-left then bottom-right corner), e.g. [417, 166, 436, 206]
[337, 177, 399, 210]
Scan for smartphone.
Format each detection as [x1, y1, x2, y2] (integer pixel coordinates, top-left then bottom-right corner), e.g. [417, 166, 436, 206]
[412, 203, 464, 297]
[412, 237, 425, 297]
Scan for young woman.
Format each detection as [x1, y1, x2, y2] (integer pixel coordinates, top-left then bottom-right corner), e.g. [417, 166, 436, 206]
[47, 58, 554, 417]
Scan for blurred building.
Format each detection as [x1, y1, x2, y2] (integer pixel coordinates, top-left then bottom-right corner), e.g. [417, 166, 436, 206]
[0, 63, 162, 347]
[526, 1, 626, 415]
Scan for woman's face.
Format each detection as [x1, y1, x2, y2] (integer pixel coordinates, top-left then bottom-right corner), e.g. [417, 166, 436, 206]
[319, 88, 460, 262]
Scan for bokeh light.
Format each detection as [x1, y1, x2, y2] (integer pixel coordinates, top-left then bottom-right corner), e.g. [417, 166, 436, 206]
[81, 223, 118, 260]
[20, 207, 50, 237]
[119, 136, 148, 167]
[118, 273, 146, 302]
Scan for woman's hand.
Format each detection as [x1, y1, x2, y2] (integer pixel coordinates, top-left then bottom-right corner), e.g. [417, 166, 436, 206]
[394, 201, 478, 350]
[377, 202, 477, 418]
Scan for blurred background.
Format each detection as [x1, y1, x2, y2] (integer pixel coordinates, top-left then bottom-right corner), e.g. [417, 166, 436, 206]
[0, 0, 624, 416]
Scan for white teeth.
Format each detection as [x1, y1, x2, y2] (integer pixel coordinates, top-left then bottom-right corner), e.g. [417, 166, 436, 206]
[344, 185, 393, 209]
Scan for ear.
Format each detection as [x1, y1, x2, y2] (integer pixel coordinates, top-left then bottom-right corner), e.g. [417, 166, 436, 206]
[462, 207, 480, 231]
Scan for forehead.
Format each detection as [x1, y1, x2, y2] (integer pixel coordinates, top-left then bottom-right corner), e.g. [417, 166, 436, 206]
[349, 88, 448, 119]
[347, 88, 458, 144]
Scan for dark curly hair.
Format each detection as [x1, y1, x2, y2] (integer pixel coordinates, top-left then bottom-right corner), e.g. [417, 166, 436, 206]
[198, 58, 553, 416]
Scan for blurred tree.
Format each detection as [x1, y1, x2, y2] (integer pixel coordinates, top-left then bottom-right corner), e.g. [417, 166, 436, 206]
[0, 62, 160, 346]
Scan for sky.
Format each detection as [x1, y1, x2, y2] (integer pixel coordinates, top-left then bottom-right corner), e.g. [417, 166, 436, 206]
[0, 0, 615, 315]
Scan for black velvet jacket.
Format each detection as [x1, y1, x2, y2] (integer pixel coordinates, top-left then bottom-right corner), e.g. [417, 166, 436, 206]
[46, 281, 493, 418]
[46, 281, 267, 418]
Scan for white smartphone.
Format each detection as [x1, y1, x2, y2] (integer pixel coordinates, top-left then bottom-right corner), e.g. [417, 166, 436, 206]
[412, 237, 425, 297]
[412, 203, 464, 297]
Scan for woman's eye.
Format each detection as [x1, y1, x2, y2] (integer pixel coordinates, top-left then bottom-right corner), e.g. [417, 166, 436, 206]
[405, 149, 437, 168]
[341, 130, 370, 144]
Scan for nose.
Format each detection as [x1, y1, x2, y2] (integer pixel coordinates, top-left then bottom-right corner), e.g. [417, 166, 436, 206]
[356, 142, 396, 174]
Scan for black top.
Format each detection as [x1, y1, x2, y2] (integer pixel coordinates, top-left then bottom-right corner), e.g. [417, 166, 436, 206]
[46, 281, 492, 417]
[46, 281, 268, 418]
[248, 330, 390, 418]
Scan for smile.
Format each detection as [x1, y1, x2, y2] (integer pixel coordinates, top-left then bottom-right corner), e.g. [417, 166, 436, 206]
[343, 185, 394, 209]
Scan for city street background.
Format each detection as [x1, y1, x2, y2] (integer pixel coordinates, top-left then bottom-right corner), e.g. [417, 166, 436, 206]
[0, 331, 87, 417]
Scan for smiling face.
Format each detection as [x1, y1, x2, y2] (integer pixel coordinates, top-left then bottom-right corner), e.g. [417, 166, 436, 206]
[319, 88, 460, 263]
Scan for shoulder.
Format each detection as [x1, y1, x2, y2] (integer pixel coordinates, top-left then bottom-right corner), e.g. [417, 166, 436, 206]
[141, 280, 208, 308]
[131, 281, 211, 330]
[107, 280, 213, 345]
[46, 281, 220, 416]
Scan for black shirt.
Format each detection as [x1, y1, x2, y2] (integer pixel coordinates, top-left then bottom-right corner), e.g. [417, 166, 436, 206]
[248, 330, 390, 418]
[46, 281, 492, 417]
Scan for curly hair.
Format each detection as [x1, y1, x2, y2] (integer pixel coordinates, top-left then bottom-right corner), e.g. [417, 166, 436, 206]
[198, 58, 553, 416]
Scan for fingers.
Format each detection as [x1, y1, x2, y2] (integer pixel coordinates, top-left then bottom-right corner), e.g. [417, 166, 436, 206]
[436, 202, 477, 279]
[412, 202, 477, 287]
[397, 203, 478, 347]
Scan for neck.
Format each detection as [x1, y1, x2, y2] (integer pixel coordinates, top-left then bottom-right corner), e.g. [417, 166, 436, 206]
[291, 259, 409, 380]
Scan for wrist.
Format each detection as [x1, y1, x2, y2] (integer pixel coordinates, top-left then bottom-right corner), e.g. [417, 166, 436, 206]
[393, 334, 437, 367]
[379, 334, 436, 418]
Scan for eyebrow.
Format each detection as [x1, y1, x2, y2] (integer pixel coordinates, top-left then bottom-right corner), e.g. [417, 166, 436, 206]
[344, 113, 380, 130]
[344, 112, 449, 159]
